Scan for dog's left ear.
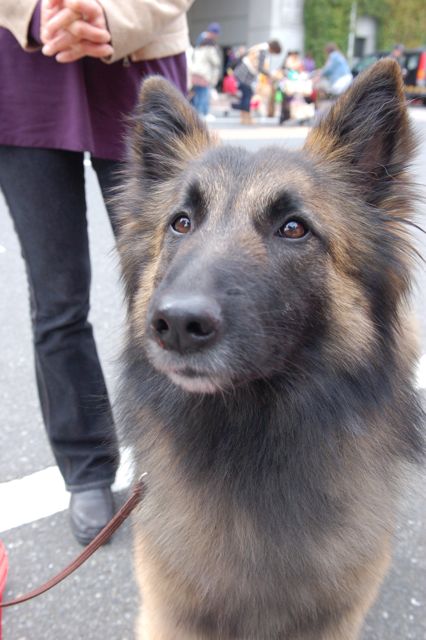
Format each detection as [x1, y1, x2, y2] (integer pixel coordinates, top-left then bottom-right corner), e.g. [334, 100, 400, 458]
[127, 76, 212, 183]
[304, 59, 416, 204]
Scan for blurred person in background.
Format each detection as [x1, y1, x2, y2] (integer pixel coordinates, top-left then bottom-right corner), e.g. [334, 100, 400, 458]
[284, 50, 303, 74]
[317, 42, 353, 96]
[0, 0, 193, 546]
[390, 43, 405, 63]
[189, 22, 222, 119]
[389, 43, 406, 75]
[232, 39, 282, 124]
[278, 50, 303, 124]
[278, 50, 315, 125]
[302, 51, 316, 73]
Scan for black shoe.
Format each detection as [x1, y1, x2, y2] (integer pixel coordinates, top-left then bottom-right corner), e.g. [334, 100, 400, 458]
[69, 487, 115, 546]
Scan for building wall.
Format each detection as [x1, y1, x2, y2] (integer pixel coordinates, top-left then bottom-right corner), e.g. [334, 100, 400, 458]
[187, 0, 249, 47]
[265, 0, 304, 54]
[355, 15, 378, 55]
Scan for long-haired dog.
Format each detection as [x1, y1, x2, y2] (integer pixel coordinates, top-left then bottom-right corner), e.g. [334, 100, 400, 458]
[115, 59, 424, 639]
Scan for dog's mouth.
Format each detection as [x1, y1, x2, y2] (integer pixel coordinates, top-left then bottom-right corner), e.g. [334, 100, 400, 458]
[146, 333, 271, 393]
[145, 327, 232, 392]
[168, 369, 225, 394]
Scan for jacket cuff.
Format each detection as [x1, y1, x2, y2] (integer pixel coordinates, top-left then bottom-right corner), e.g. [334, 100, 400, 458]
[0, 0, 41, 50]
[100, 0, 153, 63]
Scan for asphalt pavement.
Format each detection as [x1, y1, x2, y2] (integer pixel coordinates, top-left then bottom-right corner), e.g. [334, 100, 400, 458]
[0, 108, 425, 640]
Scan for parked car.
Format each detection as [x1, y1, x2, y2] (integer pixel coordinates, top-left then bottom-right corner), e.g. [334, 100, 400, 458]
[352, 48, 426, 105]
[403, 48, 426, 104]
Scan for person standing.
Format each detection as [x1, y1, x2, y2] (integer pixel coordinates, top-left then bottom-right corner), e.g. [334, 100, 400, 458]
[389, 43, 405, 63]
[278, 50, 304, 124]
[189, 23, 222, 118]
[232, 39, 282, 124]
[317, 42, 353, 96]
[389, 43, 406, 76]
[0, 0, 193, 546]
[302, 51, 316, 73]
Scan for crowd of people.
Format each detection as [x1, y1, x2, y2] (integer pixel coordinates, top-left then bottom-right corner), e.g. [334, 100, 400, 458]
[189, 26, 410, 126]
[188, 24, 359, 125]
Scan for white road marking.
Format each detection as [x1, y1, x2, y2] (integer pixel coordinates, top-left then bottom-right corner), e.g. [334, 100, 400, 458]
[0, 245, 6, 254]
[1, 353, 425, 534]
[0, 448, 134, 534]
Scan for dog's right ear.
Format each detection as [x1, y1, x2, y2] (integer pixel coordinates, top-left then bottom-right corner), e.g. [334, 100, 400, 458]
[127, 77, 212, 183]
[304, 59, 415, 205]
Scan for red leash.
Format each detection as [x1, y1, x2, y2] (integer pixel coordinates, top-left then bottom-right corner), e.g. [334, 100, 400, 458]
[0, 476, 146, 608]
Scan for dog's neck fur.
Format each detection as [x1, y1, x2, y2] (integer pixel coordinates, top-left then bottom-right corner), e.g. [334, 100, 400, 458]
[122, 348, 422, 493]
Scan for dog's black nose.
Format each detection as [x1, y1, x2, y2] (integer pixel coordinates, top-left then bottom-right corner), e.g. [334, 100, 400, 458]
[150, 295, 222, 353]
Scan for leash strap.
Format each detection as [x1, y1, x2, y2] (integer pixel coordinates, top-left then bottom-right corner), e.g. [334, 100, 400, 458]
[1, 477, 146, 608]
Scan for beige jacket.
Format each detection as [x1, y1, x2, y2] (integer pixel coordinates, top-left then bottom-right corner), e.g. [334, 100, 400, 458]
[190, 44, 221, 87]
[0, 0, 194, 63]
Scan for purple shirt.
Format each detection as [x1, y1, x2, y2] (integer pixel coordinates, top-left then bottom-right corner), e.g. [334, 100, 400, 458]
[0, 7, 187, 160]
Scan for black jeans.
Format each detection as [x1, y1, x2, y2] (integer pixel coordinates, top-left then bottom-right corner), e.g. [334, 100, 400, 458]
[0, 146, 121, 491]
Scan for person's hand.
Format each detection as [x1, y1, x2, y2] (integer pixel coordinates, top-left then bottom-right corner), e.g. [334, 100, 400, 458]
[41, 0, 61, 35]
[41, 0, 113, 63]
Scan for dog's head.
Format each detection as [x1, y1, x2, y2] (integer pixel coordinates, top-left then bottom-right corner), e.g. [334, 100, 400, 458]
[117, 60, 416, 394]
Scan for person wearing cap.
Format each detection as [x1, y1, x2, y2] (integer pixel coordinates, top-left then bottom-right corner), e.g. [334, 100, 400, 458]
[206, 22, 220, 40]
[189, 22, 222, 119]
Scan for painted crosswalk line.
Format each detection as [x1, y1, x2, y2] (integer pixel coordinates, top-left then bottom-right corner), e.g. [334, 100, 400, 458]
[0, 448, 134, 534]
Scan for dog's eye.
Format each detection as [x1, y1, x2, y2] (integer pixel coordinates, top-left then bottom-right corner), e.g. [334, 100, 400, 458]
[276, 219, 308, 239]
[171, 214, 191, 235]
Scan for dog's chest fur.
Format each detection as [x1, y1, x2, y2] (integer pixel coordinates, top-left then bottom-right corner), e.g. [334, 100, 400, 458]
[131, 388, 396, 637]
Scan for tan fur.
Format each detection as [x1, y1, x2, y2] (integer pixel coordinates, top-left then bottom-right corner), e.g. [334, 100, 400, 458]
[134, 530, 392, 640]
[129, 404, 397, 639]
